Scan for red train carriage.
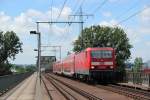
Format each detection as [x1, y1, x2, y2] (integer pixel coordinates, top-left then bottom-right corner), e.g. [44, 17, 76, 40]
[143, 69, 150, 74]
[53, 47, 116, 82]
[62, 54, 75, 76]
[53, 61, 62, 74]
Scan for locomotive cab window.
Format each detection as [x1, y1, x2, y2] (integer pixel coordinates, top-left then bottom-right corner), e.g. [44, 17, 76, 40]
[91, 50, 112, 58]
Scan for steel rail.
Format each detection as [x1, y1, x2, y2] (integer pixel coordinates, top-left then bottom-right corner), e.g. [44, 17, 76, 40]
[41, 76, 53, 100]
[110, 84, 150, 97]
[47, 74, 103, 100]
[97, 84, 150, 100]
[45, 75, 77, 100]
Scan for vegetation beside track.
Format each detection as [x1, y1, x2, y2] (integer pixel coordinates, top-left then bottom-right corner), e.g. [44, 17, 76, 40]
[11, 64, 37, 73]
[0, 31, 22, 76]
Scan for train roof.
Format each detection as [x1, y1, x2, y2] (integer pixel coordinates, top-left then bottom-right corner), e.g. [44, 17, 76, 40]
[60, 47, 114, 61]
[53, 61, 61, 64]
[61, 53, 75, 61]
[85, 47, 114, 51]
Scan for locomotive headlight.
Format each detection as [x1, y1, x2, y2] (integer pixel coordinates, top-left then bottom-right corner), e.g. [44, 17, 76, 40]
[91, 66, 95, 69]
[110, 66, 113, 69]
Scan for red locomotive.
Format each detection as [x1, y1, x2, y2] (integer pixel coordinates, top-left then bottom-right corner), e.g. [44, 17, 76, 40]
[53, 47, 116, 82]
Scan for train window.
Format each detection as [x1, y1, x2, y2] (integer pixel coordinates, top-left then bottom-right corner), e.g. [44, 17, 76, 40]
[91, 50, 112, 58]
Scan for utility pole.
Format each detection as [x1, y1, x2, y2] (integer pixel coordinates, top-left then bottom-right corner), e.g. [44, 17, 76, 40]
[69, 7, 93, 48]
[30, 28, 41, 84]
[36, 22, 41, 84]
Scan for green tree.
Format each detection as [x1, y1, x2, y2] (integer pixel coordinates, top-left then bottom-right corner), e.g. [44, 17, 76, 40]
[0, 31, 22, 75]
[25, 65, 36, 72]
[0, 63, 12, 75]
[133, 57, 143, 72]
[73, 25, 132, 72]
[14, 65, 26, 73]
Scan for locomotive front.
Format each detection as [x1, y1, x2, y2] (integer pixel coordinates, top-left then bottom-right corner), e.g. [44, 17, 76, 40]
[90, 48, 115, 70]
[89, 48, 116, 82]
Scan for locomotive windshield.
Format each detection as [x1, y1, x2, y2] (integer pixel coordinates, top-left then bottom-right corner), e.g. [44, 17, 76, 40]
[91, 50, 112, 58]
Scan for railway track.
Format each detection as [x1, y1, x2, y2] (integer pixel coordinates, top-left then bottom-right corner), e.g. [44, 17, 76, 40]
[97, 84, 150, 100]
[44, 74, 103, 100]
[41, 76, 53, 100]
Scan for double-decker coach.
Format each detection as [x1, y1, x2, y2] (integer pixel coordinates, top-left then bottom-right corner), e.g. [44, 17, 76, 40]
[62, 54, 75, 76]
[53, 47, 116, 82]
[53, 61, 62, 74]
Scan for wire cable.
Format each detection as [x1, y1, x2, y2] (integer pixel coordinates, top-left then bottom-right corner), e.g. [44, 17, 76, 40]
[71, 0, 81, 13]
[56, 0, 68, 21]
[74, 0, 86, 14]
[91, 0, 109, 14]
[115, 0, 140, 19]
[62, 0, 86, 40]
[51, 0, 53, 22]
[115, 5, 150, 26]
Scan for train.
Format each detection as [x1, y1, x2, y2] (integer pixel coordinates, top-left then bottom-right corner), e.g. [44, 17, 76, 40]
[53, 47, 116, 82]
[143, 69, 150, 73]
[142, 62, 150, 73]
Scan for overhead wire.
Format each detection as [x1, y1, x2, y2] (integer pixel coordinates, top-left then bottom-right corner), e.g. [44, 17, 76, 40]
[91, 0, 109, 14]
[66, 0, 86, 38]
[115, 0, 140, 19]
[49, 0, 68, 49]
[55, 0, 87, 54]
[56, 0, 68, 21]
[51, 0, 53, 22]
[47, 0, 53, 46]
[53, 0, 67, 45]
[115, 5, 150, 26]
[74, 0, 86, 14]
[60, 0, 86, 44]
[49, 0, 67, 49]
[68, 0, 86, 23]
[71, 0, 81, 13]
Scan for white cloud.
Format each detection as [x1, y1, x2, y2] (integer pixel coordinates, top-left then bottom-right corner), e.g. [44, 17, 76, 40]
[131, 46, 150, 62]
[59, 7, 72, 20]
[102, 11, 112, 17]
[0, 6, 72, 35]
[139, 6, 150, 34]
[10, 45, 37, 64]
[0, 6, 72, 64]
[0, 12, 11, 22]
[99, 19, 120, 27]
[140, 6, 150, 22]
[127, 7, 150, 62]
[127, 30, 141, 45]
[0, 12, 12, 31]
[145, 42, 150, 46]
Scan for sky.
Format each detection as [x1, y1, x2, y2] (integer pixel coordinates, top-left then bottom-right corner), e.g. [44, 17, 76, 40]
[0, 0, 150, 64]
